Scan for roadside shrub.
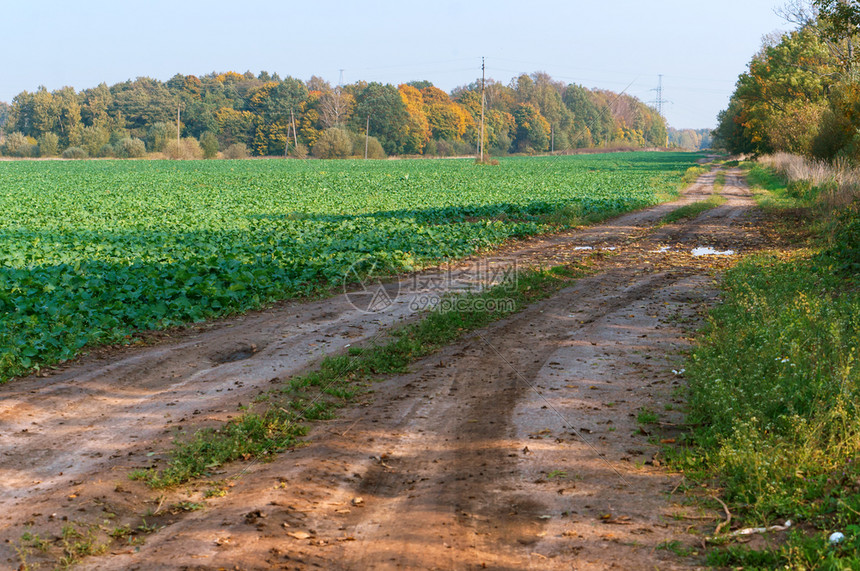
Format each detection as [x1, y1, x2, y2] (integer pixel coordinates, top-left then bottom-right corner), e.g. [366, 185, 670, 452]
[37, 133, 59, 157]
[312, 128, 352, 159]
[516, 143, 536, 155]
[109, 129, 130, 146]
[61, 147, 87, 159]
[353, 136, 386, 159]
[80, 125, 110, 157]
[288, 142, 308, 159]
[147, 122, 172, 153]
[222, 142, 248, 159]
[490, 132, 512, 156]
[3, 132, 37, 157]
[200, 131, 219, 159]
[435, 140, 455, 156]
[97, 143, 116, 158]
[164, 137, 203, 160]
[826, 201, 860, 273]
[349, 132, 386, 159]
[435, 139, 473, 157]
[115, 137, 147, 158]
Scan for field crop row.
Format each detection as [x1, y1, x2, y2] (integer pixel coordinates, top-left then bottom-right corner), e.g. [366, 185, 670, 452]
[0, 152, 701, 381]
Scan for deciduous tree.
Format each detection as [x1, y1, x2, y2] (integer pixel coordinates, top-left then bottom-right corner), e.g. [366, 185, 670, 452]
[350, 82, 410, 155]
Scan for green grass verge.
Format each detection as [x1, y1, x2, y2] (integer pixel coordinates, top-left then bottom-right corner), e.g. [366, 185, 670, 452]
[131, 263, 591, 488]
[674, 164, 860, 567]
[661, 194, 727, 225]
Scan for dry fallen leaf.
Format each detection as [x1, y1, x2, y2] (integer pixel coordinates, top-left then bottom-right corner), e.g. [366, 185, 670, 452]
[287, 531, 311, 540]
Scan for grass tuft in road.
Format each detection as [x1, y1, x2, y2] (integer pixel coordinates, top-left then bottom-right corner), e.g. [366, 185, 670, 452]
[681, 165, 709, 186]
[661, 194, 726, 225]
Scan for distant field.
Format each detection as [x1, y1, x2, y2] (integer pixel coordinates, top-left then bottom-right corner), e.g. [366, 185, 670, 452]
[0, 152, 701, 381]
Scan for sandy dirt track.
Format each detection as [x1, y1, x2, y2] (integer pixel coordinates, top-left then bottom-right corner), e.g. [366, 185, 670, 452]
[1, 171, 766, 570]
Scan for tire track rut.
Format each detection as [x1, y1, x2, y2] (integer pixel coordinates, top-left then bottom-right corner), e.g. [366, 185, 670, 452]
[3, 170, 764, 570]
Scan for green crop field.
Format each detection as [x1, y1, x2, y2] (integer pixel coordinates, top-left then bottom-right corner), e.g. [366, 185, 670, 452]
[0, 152, 701, 382]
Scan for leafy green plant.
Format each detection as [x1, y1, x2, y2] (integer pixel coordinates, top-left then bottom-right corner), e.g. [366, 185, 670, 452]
[637, 408, 659, 425]
[57, 523, 108, 568]
[0, 152, 699, 384]
[656, 540, 695, 557]
[825, 201, 860, 273]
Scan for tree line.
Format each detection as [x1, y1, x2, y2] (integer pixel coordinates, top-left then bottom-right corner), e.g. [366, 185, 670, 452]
[668, 128, 712, 151]
[714, 0, 860, 160]
[0, 71, 666, 159]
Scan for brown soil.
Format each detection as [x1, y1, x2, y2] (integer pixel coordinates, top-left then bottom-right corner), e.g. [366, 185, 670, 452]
[1, 170, 768, 570]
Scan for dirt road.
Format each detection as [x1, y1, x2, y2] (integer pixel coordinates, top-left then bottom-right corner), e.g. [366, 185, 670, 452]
[2, 171, 765, 569]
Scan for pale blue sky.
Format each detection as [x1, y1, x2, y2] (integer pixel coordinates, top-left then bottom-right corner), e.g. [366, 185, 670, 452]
[5, 1, 789, 129]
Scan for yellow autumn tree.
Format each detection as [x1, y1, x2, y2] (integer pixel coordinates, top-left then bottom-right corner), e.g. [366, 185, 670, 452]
[298, 93, 322, 149]
[421, 86, 450, 105]
[421, 86, 474, 141]
[215, 71, 246, 84]
[215, 107, 255, 147]
[398, 85, 431, 154]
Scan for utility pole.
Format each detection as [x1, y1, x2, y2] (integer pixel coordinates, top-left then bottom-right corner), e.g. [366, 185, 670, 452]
[364, 114, 370, 159]
[290, 109, 298, 149]
[176, 105, 181, 148]
[551, 124, 554, 153]
[479, 57, 485, 162]
[286, 111, 293, 155]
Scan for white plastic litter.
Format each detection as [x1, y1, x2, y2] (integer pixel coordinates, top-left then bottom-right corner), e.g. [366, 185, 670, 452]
[652, 246, 671, 253]
[829, 532, 845, 544]
[691, 247, 735, 257]
[602, 247, 617, 251]
[574, 246, 593, 251]
[729, 520, 792, 537]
